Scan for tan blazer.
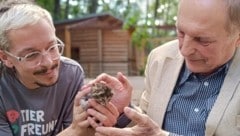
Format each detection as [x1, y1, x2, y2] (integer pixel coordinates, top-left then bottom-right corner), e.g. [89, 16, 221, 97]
[139, 40, 240, 136]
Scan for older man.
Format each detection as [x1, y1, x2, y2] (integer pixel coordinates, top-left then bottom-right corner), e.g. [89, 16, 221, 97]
[89, 0, 240, 136]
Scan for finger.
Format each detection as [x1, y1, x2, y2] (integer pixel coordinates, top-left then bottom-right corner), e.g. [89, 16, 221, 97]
[106, 102, 119, 117]
[95, 73, 115, 84]
[88, 116, 101, 128]
[88, 110, 116, 127]
[81, 84, 90, 89]
[95, 132, 107, 136]
[116, 72, 126, 84]
[77, 120, 90, 128]
[95, 73, 124, 89]
[73, 109, 90, 128]
[85, 73, 115, 89]
[86, 79, 98, 86]
[117, 72, 132, 93]
[88, 100, 119, 126]
[88, 99, 107, 112]
[85, 73, 108, 86]
[96, 127, 131, 136]
[89, 100, 119, 117]
[123, 107, 148, 126]
[87, 108, 111, 126]
[74, 111, 88, 122]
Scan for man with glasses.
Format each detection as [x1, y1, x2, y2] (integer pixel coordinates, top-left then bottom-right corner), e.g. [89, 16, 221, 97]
[0, 0, 119, 136]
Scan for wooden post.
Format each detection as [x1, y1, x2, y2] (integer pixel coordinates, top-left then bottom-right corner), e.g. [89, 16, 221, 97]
[97, 29, 103, 73]
[64, 26, 71, 58]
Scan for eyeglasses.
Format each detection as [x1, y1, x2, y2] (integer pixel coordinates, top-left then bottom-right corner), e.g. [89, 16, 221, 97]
[4, 38, 64, 66]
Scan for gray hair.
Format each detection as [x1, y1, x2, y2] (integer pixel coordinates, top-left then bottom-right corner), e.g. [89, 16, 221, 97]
[0, 1, 54, 50]
[225, 0, 240, 33]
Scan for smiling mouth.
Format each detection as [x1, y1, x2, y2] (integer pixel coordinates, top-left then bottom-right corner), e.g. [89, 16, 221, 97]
[33, 64, 58, 75]
[42, 69, 55, 76]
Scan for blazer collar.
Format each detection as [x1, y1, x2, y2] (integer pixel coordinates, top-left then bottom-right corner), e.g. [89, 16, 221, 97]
[205, 47, 240, 135]
[147, 51, 184, 126]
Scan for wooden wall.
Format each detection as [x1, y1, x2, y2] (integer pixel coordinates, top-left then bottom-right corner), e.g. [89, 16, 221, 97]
[60, 28, 134, 78]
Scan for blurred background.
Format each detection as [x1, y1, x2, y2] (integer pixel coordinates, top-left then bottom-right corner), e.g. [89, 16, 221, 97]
[35, 0, 178, 78]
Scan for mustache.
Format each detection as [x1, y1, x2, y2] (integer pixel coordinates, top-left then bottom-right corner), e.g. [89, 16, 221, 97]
[33, 64, 58, 75]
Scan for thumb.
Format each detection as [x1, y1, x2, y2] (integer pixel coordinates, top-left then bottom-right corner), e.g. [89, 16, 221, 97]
[117, 72, 127, 85]
[123, 107, 148, 126]
[74, 87, 91, 106]
[117, 72, 132, 92]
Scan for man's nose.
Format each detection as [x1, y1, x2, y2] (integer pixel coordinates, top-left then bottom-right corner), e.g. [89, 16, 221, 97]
[180, 36, 195, 56]
[39, 52, 53, 67]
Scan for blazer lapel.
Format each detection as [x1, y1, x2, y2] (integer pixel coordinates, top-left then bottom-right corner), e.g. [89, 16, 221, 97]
[148, 53, 184, 127]
[205, 48, 240, 136]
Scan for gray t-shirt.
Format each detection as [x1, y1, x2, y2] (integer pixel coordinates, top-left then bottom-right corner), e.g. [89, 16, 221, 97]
[0, 57, 84, 136]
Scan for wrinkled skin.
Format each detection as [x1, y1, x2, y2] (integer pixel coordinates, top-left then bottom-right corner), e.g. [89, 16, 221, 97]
[94, 107, 168, 136]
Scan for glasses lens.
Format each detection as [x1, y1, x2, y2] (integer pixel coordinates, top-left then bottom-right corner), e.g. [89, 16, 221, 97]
[58, 45, 64, 55]
[24, 52, 42, 66]
[48, 44, 64, 60]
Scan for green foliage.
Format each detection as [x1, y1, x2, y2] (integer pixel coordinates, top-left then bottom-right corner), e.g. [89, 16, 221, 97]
[37, 0, 178, 51]
[36, 0, 55, 14]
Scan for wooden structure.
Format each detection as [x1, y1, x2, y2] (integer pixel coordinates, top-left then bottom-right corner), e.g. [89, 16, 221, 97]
[54, 14, 136, 77]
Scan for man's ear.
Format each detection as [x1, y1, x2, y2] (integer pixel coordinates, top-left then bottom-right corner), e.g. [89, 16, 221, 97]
[0, 50, 14, 68]
[236, 33, 240, 47]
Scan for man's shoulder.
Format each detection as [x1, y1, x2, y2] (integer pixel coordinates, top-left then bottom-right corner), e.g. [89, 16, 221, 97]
[149, 39, 181, 59]
[60, 56, 84, 71]
[153, 40, 179, 53]
[60, 56, 80, 66]
[59, 56, 84, 77]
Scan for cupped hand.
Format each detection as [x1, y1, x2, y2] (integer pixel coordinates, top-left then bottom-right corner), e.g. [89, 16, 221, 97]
[87, 100, 119, 128]
[71, 88, 91, 133]
[87, 72, 133, 114]
[94, 107, 169, 136]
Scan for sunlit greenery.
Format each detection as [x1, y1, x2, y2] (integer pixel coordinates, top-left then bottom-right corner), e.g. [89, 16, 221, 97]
[36, 0, 178, 51]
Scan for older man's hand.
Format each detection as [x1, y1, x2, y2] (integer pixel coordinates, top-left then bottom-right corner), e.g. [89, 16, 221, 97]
[86, 72, 133, 114]
[95, 107, 169, 136]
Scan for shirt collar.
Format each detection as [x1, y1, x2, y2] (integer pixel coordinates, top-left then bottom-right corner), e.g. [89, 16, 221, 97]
[179, 60, 231, 85]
